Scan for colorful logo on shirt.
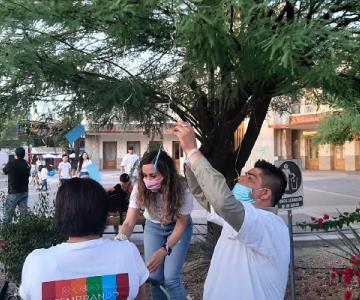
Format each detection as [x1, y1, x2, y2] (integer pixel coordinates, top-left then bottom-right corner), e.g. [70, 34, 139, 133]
[42, 273, 129, 300]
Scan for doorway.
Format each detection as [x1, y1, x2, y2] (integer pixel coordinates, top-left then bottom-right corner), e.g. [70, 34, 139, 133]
[305, 136, 319, 170]
[103, 142, 117, 169]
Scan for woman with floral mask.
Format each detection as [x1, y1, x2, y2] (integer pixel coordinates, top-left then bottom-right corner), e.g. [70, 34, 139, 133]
[116, 150, 193, 300]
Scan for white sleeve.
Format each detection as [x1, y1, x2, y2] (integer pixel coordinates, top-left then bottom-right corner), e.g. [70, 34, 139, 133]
[121, 155, 128, 167]
[19, 252, 35, 300]
[128, 184, 140, 209]
[207, 205, 224, 226]
[129, 242, 149, 285]
[234, 202, 277, 257]
[179, 188, 194, 215]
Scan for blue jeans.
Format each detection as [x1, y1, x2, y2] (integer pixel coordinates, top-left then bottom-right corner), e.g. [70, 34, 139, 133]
[3, 192, 28, 223]
[40, 179, 48, 191]
[144, 218, 192, 300]
[79, 171, 89, 178]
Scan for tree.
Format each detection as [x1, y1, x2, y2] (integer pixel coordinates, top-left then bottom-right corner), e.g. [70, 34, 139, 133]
[0, 0, 359, 181]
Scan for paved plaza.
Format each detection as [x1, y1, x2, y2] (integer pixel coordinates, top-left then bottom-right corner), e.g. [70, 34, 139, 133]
[0, 169, 359, 242]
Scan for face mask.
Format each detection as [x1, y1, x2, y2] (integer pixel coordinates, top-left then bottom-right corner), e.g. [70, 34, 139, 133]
[143, 178, 163, 192]
[232, 183, 256, 203]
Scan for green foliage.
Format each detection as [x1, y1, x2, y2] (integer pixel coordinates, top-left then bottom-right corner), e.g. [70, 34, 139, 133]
[0, 193, 65, 283]
[315, 111, 360, 145]
[298, 209, 360, 231]
[0, 0, 359, 173]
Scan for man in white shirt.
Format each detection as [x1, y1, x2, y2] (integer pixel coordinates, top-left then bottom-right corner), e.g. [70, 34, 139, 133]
[58, 154, 72, 185]
[174, 122, 290, 300]
[121, 146, 139, 181]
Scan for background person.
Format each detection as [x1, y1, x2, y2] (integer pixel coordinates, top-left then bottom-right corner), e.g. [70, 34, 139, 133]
[19, 178, 148, 300]
[106, 173, 132, 219]
[58, 154, 72, 185]
[173, 122, 290, 300]
[38, 165, 48, 191]
[118, 150, 193, 300]
[121, 145, 139, 183]
[76, 152, 92, 178]
[2, 147, 31, 223]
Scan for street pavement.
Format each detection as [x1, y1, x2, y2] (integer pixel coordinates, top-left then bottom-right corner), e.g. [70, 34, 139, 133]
[0, 169, 359, 241]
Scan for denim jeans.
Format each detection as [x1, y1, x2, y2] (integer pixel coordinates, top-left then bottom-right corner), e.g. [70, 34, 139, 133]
[40, 179, 48, 191]
[79, 171, 89, 178]
[3, 192, 28, 223]
[144, 218, 192, 300]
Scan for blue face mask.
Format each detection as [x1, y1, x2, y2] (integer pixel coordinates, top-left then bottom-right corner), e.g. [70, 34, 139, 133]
[232, 183, 256, 203]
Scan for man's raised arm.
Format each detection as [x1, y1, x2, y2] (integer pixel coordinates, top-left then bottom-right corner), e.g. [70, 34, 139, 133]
[173, 122, 245, 232]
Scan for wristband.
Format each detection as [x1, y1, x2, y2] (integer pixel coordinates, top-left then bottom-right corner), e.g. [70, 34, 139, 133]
[114, 233, 128, 241]
[162, 244, 172, 256]
[186, 148, 199, 159]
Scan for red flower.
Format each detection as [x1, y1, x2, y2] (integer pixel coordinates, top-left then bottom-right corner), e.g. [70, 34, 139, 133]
[344, 275, 352, 285]
[351, 254, 360, 265]
[344, 289, 352, 300]
[318, 218, 324, 225]
[323, 214, 330, 220]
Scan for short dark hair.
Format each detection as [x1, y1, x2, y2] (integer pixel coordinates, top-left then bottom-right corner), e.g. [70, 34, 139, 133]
[62, 154, 68, 157]
[120, 173, 130, 183]
[55, 178, 109, 237]
[254, 160, 287, 206]
[128, 145, 134, 150]
[15, 147, 25, 159]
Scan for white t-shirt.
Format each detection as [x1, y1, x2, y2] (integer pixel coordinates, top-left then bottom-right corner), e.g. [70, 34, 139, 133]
[121, 153, 139, 177]
[204, 202, 290, 300]
[79, 159, 92, 172]
[58, 162, 72, 179]
[129, 183, 194, 223]
[40, 168, 48, 181]
[19, 238, 149, 300]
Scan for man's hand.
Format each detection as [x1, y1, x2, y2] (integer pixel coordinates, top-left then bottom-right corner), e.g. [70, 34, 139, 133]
[172, 121, 197, 155]
[147, 248, 167, 273]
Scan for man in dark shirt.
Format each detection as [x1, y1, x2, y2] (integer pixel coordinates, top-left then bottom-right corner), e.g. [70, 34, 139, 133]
[2, 147, 31, 223]
[107, 173, 132, 216]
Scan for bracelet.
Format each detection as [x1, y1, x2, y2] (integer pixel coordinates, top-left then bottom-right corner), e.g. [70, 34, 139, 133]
[186, 148, 199, 159]
[114, 233, 128, 241]
[161, 244, 172, 256]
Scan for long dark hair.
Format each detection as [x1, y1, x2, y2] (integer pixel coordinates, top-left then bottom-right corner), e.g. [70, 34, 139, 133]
[78, 152, 89, 171]
[137, 150, 185, 224]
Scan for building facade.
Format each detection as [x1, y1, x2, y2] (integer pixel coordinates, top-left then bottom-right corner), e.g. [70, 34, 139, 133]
[85, 124, 184, 171]
[244, 99, 360, 171]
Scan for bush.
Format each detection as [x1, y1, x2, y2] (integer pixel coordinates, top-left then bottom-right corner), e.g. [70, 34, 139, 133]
[0, 193, 65, 284]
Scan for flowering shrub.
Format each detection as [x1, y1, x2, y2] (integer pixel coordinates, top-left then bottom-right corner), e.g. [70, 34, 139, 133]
[299, 210, 360, 299]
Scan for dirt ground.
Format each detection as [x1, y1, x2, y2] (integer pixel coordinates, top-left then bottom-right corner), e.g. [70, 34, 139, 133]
[181, 241, 360, 300]
[1, 241, 359, 299]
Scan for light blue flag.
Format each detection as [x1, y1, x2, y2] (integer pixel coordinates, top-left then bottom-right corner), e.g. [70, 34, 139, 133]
[86, 163, 101, 182]
[65, 124, 85, 144]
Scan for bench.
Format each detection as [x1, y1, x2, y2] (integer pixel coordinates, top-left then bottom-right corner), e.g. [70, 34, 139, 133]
[106, 211, 145, 234]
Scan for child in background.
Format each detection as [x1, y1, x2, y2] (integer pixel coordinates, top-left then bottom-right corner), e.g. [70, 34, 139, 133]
[38, 165, 48, 191]
[58, 154, 72, 185]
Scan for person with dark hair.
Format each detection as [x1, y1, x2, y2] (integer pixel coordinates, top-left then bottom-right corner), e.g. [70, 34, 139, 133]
[106, 173, 132, 216]
[117, 150, 193, 299]
[58, 153, 72, 185]
[173, 122, 290, 300]
[121, 145, 139, 183]
[76, 152, 92, 178]
[2, 147, 31, 223]
[19, 178, 148, 300]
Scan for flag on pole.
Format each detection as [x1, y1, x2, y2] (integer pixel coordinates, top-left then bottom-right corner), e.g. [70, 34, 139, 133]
[64, 124, 85, 144]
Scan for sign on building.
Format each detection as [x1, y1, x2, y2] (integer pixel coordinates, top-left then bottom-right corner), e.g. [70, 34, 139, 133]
[274, 159, 304, 209]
